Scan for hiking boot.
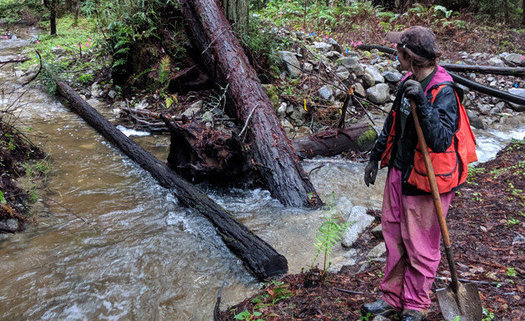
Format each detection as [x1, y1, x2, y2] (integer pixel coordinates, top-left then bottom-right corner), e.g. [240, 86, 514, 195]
[361, 299, 398, 317]
[400, 309, 427, 321]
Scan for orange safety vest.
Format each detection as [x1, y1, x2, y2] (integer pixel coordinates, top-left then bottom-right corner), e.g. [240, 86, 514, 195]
[380, 84, 477, 193]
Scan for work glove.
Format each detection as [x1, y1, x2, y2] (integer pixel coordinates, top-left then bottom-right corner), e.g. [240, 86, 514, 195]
[403, 79, 426, 107]
[364, 160, 378, 187]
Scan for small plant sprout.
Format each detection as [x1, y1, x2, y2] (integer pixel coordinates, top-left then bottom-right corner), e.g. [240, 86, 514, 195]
[310, 193, 352, 273]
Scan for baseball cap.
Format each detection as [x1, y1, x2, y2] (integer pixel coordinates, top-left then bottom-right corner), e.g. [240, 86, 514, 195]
[386, 26, 440, 60]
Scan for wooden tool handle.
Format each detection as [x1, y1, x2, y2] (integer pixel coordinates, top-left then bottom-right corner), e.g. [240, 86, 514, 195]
[410, 101, 459, 289]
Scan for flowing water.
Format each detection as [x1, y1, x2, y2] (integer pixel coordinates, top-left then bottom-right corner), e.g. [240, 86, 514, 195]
[0, 29, 523, 321]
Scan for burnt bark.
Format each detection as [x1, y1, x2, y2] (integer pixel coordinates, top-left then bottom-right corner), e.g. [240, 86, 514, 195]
[439, 64, 525, 77]
[293, 124, 377, 159]
[181, 0, 322, 208]
[54, 80, 288, 281]
[163, 117, 253, 185]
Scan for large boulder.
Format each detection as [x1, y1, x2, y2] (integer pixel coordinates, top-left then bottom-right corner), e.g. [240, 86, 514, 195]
[279, 51, 302, 78]
[367, 83, 390, 104]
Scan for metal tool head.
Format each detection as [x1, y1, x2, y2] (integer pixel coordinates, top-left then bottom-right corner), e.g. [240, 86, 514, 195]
[437, 282, 483, 321]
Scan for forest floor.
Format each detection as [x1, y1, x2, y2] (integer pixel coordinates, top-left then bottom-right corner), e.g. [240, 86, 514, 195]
[218, 140, 525, 321]
[0, 122, 46, 232]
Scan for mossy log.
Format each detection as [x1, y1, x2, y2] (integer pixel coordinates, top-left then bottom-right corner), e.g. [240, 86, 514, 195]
[292, 124, 377, 159]
[181, 0, 322, 208]
[54, 80, 288, 281]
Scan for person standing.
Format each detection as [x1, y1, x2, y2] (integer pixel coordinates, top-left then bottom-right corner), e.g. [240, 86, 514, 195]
[362, 26, 477, 321]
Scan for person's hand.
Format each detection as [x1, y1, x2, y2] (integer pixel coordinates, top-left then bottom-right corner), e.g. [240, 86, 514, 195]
[403, 79, 426, 106]
[364, 160, 378, 187]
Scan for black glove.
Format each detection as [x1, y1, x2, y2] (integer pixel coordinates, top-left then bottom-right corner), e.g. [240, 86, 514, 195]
[364, 160, 378, 187]
[403, 79, 426, 106]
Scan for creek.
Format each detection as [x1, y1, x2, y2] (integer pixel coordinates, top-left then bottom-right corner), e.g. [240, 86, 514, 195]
[0, 29, 523, 321]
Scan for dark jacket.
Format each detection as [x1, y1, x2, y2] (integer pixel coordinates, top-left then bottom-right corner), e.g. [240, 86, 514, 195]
[370, 66, 462, 195]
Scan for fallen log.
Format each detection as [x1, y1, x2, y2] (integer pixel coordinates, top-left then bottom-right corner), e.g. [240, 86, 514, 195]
[293, 124, 377, 159]
[439, 63, 525, 77]
[55, 79, 288, 280]
[448, 72, 525, 106]
[181, 0, 322, 208]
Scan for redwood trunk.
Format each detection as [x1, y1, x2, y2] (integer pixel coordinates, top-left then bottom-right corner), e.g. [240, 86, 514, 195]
[181, 0, 322, 208]
[55, 80, 288, 280]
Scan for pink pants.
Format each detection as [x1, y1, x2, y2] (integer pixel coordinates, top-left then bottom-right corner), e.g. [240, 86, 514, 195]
[380, 167, 454, 311]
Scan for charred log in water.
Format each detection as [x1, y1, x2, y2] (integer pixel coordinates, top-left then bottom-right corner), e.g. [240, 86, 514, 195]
[54, 80, 288, 280]
[163, 116, 255, 185]
[180, 0, 322, 208]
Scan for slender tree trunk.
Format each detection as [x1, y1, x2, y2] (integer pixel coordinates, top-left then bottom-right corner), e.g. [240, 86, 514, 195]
[503, 0, 509, 24]
[523, 0, 525, 26]
[222, 0, 249, 33]
[50, 0, 57, 35]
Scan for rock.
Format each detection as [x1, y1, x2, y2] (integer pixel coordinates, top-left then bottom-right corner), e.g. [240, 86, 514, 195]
[466, 110, 484, 129]
[108, 90, 117, 99]
[262, 84, 280, 110]
[290, 107, 307, 125]
[278, 102, 287, 116]
[491, 101, 505, 115]
[313, 41, 332, 52]
[303, 62, 314, 73]
[278, 51, 301, 78]
[319, 85, 334, 101]
[373, 315, 389, 321]
[354, 82, 366, 97]
[6, 219, 18, 231]
[363, 73, 375, 87]
[326, 51, 343, 60]
[512, 234, 525, 245]
[503, 53, 525, 66]
[182, 100, 203, 117]
[508, 88, 525, 112]
[336, 66, 350, 80]
[338, 56, 359, 69]
[367, 83, 390, 104]
[382, 71, 402, 83]
[365, 65, 385, 84]
[342, 206, 375, 248]
[371, 224, 383, 239]
[328, 37, 342, 53]
[478, 104, 491, 115]
[368, 242, 386, 259]
[294, 126, 313, 138]
[281, 119, 294, 136]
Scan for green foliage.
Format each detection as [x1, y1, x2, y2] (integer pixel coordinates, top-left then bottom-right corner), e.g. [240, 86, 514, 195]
[0, 190, 7, 204]
[0, 0, 44, 26]
[311, 193, 352, 272]
[482, 308, 495, 321]
[233, 310, 262, 321]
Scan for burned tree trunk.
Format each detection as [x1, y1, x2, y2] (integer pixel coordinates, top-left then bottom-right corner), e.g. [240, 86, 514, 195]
[181, 0, 322, 208]
[293, 124, 377, 159]
[55, 80, 287, 281]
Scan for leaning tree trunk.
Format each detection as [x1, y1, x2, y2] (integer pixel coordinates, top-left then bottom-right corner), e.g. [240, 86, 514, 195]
[50, 0, 57, 35]
[54, 79, 288, 281]
[223, 0, 249, 33]
[181, 0, 322, 208]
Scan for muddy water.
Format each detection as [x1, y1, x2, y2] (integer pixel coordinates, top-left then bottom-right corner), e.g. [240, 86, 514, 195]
[1, 30, 524, 321]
